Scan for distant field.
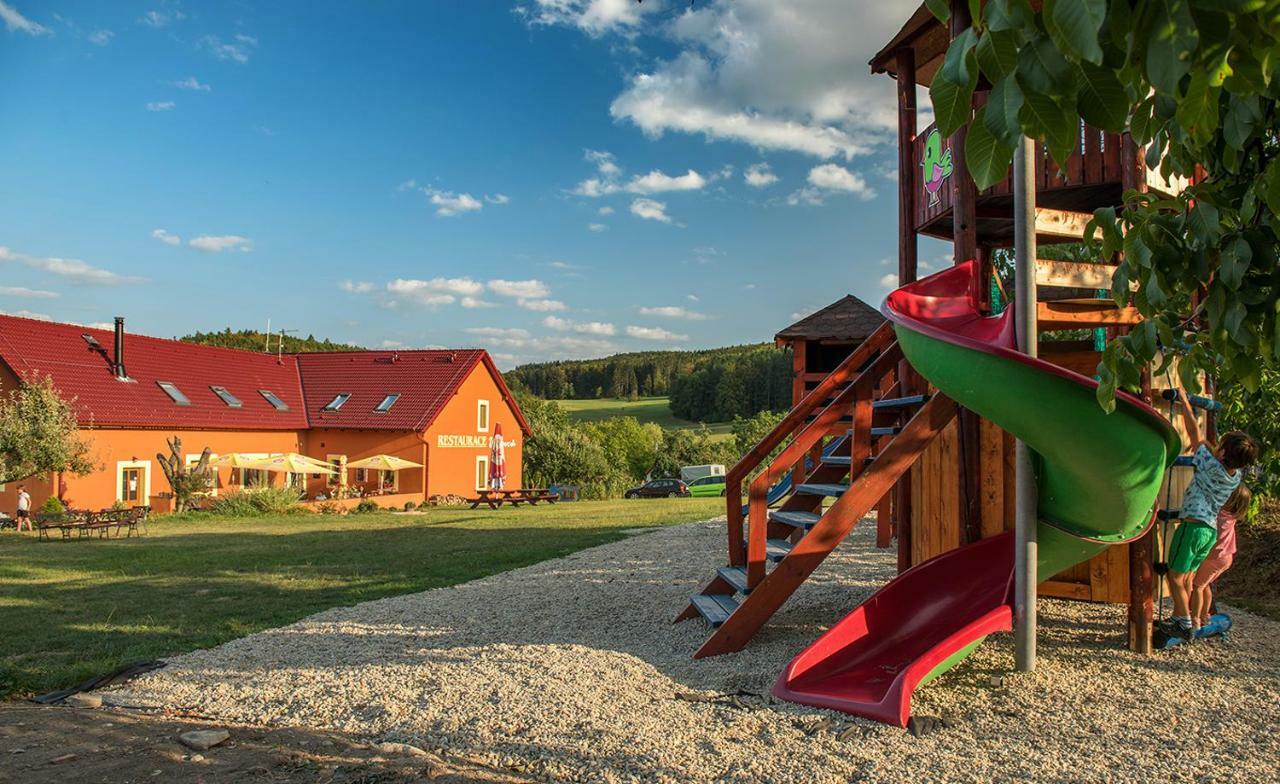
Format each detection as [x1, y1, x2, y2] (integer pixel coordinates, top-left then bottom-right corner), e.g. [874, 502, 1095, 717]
[555, 397, 735, 441]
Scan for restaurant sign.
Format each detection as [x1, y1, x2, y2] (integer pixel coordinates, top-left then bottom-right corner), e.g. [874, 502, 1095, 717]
[436, 434, 489, 448]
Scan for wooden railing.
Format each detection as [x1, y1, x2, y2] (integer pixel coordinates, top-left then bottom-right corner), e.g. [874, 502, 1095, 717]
[723, 321, 896, 567]
[744, 341, 903, 587]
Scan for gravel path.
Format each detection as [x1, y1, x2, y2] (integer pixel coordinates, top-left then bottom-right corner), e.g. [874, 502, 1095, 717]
[110, 518, 1280, 783]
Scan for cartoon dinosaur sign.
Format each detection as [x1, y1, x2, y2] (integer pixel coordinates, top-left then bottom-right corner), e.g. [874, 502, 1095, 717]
[920, 128, 953, 208]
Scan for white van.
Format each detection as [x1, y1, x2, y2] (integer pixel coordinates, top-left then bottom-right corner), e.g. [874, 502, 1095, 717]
[680, 464, 726, 483]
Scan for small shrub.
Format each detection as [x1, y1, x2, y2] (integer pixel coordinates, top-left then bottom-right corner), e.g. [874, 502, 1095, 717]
[39, 496, 66, 519]
[354, 499, 379, 514]
[418, 500, 434, 510]
[403, 501, 416, 511]
[314, 500, 344, 516]
[207, 484, 303, 517]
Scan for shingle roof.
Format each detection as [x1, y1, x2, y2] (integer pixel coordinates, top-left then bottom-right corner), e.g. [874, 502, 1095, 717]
[0, 314, 307, 430]
[775, 295, 886, 343]
[294, 350, 531, 433]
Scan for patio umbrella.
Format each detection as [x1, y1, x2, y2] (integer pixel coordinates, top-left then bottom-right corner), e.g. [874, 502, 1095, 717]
[209, 453, 267, 468]
[345, 455, 424, 471]
[251, 453, 337, 474]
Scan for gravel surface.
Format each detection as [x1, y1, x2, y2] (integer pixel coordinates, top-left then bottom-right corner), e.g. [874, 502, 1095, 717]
[110, 518, 1280, 783]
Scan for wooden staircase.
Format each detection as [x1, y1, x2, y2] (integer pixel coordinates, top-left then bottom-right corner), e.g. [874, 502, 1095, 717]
[677, 322, 960, 658]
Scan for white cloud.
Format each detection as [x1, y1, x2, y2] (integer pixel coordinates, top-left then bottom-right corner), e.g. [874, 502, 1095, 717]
[485, 193, 510, 205]
[630, 198, 672, 223]
[151, 228, 181, 246]
[785, 187, 824, 207]
[807, 162, 873, 198]
[624, 169, 707, 194]
[597, 206, 614, 215]
[0, 246, 142, 286]
[517, 298, 566, 312]
[587, 223, 608, 232]
[428, 190, 482, 217]
[585, 149, 621, 176]
[529, 1, 904, 160]
[488, 279, 550, 299]
[139, 9, 183, 28]
[202, 34, 257, 64]
[466, 327, 531, 339]
[548, 261, 574, 270]
[171, 76, 211, 92]
[386, 277, 485, 307]
[639, 305, 707, 320]
[0, 1, 49, 35]
[626, 325, 688, 341]
[0, 308, 51, 320]
[879, 273, 898, 289]
[544, 316, 616, 335]
[518, 0, 660, 37]
[88, 29, 113, 46]
[686, 294, 699, 302]
[189, 235, 252, 253]
[461, 296, 497, 308]
[146, 101, 176, 112]
[381, 340, 406, 349]
[339, 280, 375, 294]
[0, 286, 58, 299]
[572, 177, 618, 197]
[744, 162, 778, 188]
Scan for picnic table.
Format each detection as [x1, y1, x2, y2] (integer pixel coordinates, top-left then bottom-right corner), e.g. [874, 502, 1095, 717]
[466, 488, 560, 510]
[36, 506, 150, 541]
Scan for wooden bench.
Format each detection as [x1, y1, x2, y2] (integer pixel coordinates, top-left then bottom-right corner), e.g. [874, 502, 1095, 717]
[36, 510, 91, 541]
[466, 489, 560, 510]
[37, 506, 149, 540]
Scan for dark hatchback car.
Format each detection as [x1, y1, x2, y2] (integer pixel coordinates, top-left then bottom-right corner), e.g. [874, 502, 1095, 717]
[624, 478, 690, 498]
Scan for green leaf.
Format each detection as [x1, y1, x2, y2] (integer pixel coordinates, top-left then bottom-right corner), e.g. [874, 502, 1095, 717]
[985, 0, 1033, 32]
[1187, 202, 1221, 244]
[925, 0, 950, 23]
[965, 111, 1017, 190]
[976, 29, 1020, 81]
[1225, 300, 1248, 343]
[983, 76, 1024, 146]
[1110, 261, 1131, 305]
[1177, 352, 1202, 394]
[931, 29, 980, 137]
[1220, 236, 1252, 290]
[1018, 90, 1076, 166]
[1017, 34, 1075, 95]
[1145, 0, 1199, 95]
[1222, 95, 1261, 150]
[1124, 231, 1153, 269]
[1045, 0, 1106, 65]
[1128, 96, 1158, 144]
[1174, 69, 1219, 145]
[941, 27, 979, 86]
[1146, 271, 1167, 308]
[1263, 159, 1280, 217]
[1075, 61, 1128, 131]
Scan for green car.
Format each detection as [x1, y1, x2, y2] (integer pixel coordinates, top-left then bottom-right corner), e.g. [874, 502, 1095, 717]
[686, 475, 727, 497]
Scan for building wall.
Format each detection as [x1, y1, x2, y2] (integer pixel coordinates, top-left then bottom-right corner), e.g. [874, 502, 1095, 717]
[422, 364, 524, 497]
[299, 428, 427, 500]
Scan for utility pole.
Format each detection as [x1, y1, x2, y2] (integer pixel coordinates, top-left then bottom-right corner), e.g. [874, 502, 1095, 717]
[1013, 136, 1038, 672]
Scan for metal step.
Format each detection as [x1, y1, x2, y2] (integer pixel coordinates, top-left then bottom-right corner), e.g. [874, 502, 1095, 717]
[820, 455, 875, 468]
[769, 510, 821, 530]
[716, 565, 750, 595]
[871, 426, 902, 437]
[873, 394, 929, 410]
[766, 538, 794, 561]
[690, 593, 739, 627]
[795, 482, 848, 497]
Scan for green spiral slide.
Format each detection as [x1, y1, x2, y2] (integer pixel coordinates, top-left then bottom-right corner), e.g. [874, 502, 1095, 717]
[773, 261, 1181, 726]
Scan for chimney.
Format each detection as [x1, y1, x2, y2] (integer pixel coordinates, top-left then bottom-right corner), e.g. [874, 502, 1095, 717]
[113, 316, 128, 380]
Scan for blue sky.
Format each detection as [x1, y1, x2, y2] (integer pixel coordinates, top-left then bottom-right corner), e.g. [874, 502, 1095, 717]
[0, 0, 948, 367]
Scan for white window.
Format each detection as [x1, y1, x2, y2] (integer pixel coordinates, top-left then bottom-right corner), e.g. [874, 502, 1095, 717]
[185, 453, 218, 496]
[116, 460, 151, 506]
[323, 393, 351, 411]
[375, 393, 400, 412]
[355, 468, 367, 482]
[475, 455, 489, 491]
[382, 469, 398, 491]
[477, 399, 490, 432]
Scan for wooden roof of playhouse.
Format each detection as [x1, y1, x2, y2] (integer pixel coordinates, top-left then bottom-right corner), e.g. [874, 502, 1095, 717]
[869, 4, 947, 85]
[775, 295, 886, 345]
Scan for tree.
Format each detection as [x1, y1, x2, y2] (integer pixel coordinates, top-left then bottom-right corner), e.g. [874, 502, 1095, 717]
[156, 436, 213, 513]
[0, 375, 96, 486]
[930, 0, 1280, 408]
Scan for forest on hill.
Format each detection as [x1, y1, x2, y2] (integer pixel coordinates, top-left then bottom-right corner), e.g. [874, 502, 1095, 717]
[507, 343, 792, 423]
[181, 328, 362, 353]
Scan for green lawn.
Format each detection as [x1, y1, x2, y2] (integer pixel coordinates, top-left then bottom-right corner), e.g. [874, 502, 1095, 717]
[0, 499, 722, 699]
[555, 396, 736, 441]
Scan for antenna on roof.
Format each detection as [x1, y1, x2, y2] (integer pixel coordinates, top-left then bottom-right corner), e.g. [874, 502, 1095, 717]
[265, 318, 271, 353]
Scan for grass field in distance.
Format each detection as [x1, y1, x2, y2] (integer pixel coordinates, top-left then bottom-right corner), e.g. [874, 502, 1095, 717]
[553, 397, 735, 440]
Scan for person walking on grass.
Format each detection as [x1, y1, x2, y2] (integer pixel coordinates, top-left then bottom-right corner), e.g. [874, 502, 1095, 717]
[1162, 387, 1259, 640]
[1192, 484, 1250, 628]
[15, 485, 32, 532]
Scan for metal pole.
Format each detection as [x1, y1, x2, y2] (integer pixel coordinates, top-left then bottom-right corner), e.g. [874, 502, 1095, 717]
[1013, 136, 1038, 672]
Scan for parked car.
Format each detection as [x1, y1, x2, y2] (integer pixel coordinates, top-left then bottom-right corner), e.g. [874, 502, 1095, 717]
[624, 478, 690, 499]
[686, 475, 727, 497]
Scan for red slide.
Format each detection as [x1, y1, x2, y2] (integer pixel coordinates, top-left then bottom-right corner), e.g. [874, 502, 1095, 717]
[772, 262, 1179, 727]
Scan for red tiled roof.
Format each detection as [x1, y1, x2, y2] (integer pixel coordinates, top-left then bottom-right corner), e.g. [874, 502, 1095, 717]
[0, 314, 308, 430]
[295, 350, 531, 433]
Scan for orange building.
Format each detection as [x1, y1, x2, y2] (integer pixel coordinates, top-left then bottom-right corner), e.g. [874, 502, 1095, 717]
[0, 314, 528, 512]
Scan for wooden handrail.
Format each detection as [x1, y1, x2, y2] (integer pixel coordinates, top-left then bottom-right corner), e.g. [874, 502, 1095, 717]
[723, 320, 897, 567]
[745, 341, 904, 587]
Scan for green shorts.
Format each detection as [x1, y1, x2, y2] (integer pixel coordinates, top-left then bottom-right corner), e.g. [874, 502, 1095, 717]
[1169, 520, 1217, 574]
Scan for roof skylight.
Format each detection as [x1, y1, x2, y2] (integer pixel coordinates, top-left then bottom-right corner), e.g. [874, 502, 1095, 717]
[322, 393, 351, 411]
[374, 393, 400, 413]
[259, 390, 289, 411]
[156, 380, 191, 406]
[210, 385, 243, 408]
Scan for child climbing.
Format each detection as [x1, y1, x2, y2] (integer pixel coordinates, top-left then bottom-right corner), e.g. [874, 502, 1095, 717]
[1192, 483, 1251, 628]
[1162, 386, 1259, 639]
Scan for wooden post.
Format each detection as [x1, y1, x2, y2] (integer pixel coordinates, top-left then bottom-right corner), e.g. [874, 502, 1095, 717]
[949, 0, 978, 267]
[1120, 131, 1154, 654]
[895, 46, 918, 574]
[791, 339, 807, 407]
